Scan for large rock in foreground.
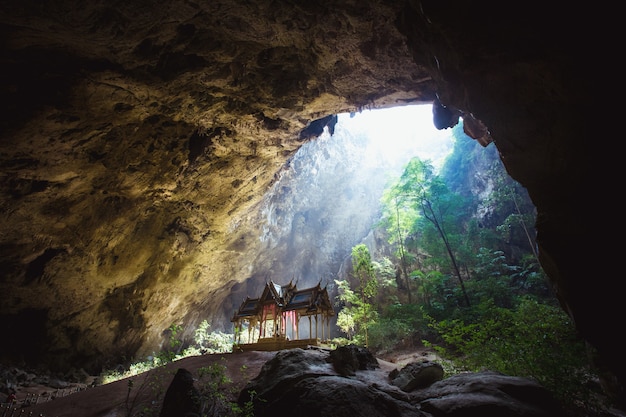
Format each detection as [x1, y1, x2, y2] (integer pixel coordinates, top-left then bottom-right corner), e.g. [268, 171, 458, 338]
[238, 347, 567, 417]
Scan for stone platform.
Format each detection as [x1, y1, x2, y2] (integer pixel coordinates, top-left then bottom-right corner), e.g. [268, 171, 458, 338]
[233, 337, 322, 352]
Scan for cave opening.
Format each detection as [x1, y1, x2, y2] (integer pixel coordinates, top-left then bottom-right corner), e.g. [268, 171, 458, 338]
[241, 101, 538, 340]
[336, 104, 454, 173]
[207, 98, 608, 413]
[231, 103, 457, 341]
[252, 103, 457, 292]
[244, 102, 605, 412]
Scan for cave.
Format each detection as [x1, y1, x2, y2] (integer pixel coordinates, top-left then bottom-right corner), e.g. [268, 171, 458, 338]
[0, 0, 620, 408]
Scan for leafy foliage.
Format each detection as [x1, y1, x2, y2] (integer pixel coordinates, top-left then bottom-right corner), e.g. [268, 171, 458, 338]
[196, 360, 256, 417]
[103, 118, 610, 415]
[99, 322, 255, 417]
[428, 297, 598, 408]
[158, 323, 184, 363]
[335, 244, 379, 346]
[345, 120, 612, 414]
[183, 320, 234, 356]
[101, 321, 233, 384]
[367, 303, 433, 351]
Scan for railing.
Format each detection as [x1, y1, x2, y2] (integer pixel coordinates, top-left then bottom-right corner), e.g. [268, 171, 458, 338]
[1, 385, 89, 417]
[0, 402, 44, 416]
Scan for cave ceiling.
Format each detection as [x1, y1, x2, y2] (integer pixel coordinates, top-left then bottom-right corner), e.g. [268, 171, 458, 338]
[0, 0, 620, 397]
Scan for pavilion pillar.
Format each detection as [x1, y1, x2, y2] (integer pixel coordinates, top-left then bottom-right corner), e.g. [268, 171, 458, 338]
[296, 312, 300, 340]
[324, 315, 328, 341]
[272, 310, 277, 337]
[315, 314, 319, 340]
[324, 315, 328, 342]
[327, 315, 331, 341]
[261, 313, 266, 338]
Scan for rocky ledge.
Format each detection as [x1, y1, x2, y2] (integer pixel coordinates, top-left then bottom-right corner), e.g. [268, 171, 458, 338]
[233, 346, 568, 417]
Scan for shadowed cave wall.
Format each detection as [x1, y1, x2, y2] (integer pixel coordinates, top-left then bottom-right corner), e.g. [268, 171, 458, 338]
[0, 0, 619, 401]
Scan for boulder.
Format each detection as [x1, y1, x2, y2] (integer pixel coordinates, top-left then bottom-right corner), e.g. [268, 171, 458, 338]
[329, 344, 380, 376]
[238, 348, 567, 417]
[390, 361, 444, 392]
[160, 368, 202, 417]
[410, 371, 568, 417]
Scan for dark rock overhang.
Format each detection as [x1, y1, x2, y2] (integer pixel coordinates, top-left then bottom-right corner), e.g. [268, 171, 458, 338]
[0, 0, 620, 403]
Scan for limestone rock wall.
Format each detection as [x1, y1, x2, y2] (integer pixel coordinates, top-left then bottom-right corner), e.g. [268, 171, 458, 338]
[0, 0, 431, 371]
[0, 0, 620, 400]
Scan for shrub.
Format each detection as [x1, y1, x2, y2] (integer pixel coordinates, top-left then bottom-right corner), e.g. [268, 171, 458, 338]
[367, 318, 412, 352]
[429, 297, 601, 409]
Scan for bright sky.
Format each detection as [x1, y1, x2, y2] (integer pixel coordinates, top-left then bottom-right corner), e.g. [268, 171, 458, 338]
[336, 104, 454, 173]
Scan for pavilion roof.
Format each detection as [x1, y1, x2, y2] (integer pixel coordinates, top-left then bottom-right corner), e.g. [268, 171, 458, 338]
[231, 279, 334, 321]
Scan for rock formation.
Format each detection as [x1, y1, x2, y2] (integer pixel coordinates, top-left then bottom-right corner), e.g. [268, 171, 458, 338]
[0, 0, 620, 404]
[159, 368, 201, 417]
[238, 347, 567, 417]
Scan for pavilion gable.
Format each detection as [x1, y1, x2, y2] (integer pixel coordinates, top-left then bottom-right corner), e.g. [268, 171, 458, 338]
[284, 283, 334, 317]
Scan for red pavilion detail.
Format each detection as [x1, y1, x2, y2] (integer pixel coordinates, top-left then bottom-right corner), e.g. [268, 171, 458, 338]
[231, 280, 335, 352]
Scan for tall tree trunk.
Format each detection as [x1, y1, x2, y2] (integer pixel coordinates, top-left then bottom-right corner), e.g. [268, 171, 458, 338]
[395, 202, 412, 303]
[423, 201, 471, 307]
[513, 196, 539, 262]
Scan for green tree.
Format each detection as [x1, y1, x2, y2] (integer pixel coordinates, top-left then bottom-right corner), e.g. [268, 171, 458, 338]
[443, 129, 537, 267]
[410, 269, 453, 319]
[335, 244, 379, 346]
[463, 248, 519, 308]
[335, 281, 357, 340]
[372, 256, 399, 306]
[430, 297, 593, 408]
[388, 158, 471, 307]
[158, 323, 184, 363]
[379, 188, 419, 302]
[488, 166, 539, 262]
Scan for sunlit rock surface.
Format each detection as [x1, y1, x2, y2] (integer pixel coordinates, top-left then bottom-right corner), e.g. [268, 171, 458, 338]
[0, 0, 432, 370]
[0, 0, 618, 401]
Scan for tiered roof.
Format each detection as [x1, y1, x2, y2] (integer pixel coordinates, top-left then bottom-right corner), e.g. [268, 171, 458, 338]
[232, 280, 334, 322]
